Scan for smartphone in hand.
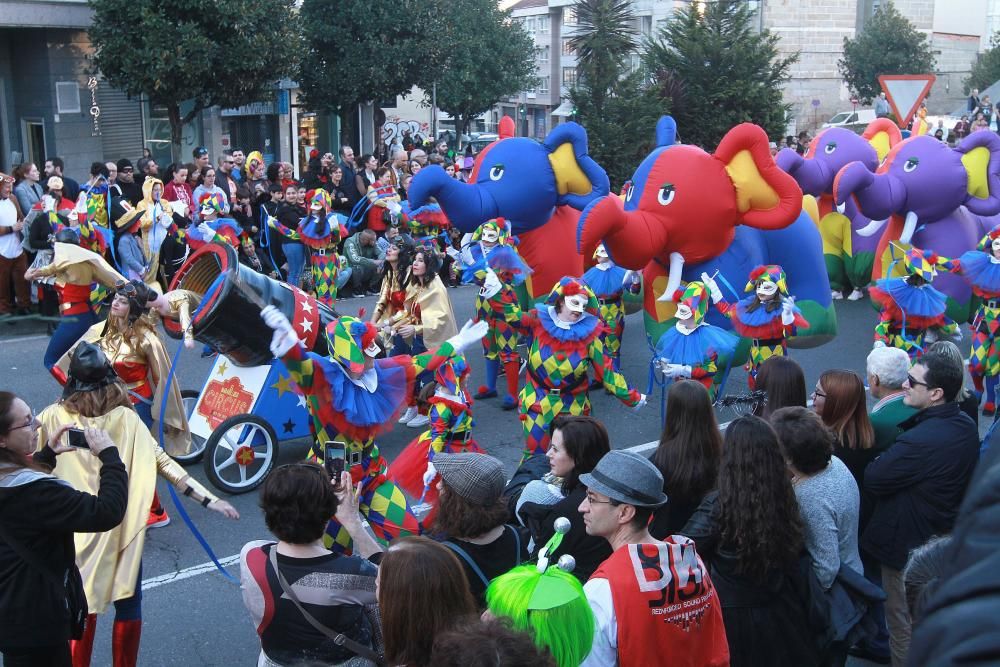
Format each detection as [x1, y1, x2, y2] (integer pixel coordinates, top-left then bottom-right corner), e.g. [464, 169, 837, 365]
[324, 442, 346, 487]
[67, 428, 89, 449]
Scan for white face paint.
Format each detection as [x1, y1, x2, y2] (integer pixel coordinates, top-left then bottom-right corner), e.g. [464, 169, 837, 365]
[676, 303, 693, 320]
[756, 281, 778, 300]
[200, 205, 215, 217]
[594, 244, 610, 262]
[565, 294, 587, 313]
[481, 228, 499, 244]
[992, 237, 1000, 257]
[480, 268, 502, 299]
[364, 341, 380, 358]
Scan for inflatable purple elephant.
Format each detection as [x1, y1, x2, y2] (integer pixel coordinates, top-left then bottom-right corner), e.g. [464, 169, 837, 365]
[777, 120, 902, 299]
[834, 131, 1000, 322]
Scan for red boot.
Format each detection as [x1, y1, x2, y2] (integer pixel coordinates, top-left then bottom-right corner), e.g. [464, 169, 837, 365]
[503, 360, 521, 410]
[112, 619, 142, 667]
[70, 614, 98, 667]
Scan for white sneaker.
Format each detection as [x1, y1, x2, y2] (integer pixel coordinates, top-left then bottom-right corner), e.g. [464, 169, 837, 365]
[847, 288, 864, 301]
[398, 406, 418, 423]
[831, 290, 843, 300]
[406, 413, 430, 428]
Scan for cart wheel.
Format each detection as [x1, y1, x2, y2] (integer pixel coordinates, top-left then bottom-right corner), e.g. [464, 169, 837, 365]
[203, 414, 279, 494]
[171, 389, 207, 465]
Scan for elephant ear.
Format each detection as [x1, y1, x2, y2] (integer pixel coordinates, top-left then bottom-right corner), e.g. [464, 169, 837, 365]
[713, 123, 803, 231]
[862, 118, 904, 163]
[956, 131, 1000, 216]
[543, 122, 611, 211]
[498, 116, 516, 140]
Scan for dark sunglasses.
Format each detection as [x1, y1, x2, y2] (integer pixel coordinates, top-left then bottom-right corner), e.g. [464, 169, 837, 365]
[906, 373, 930, 389]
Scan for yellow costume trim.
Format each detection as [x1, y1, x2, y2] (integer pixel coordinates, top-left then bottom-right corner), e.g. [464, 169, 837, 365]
[403, 275, 458, 347]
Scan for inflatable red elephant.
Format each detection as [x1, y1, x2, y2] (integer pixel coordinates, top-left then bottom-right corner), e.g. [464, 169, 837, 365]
[578, 116, 835, 346]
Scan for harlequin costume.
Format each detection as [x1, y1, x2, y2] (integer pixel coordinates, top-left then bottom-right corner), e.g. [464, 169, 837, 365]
[39, 343, 223, 667]
[941, 227, 1000, 414]
[364, 181, 401, 235]
[507, 277, 644, 458]
[870, 247, 957, 360]
[705, 265, 808, 389]
[264, 308, 484, 552]
[400, 201, 450, 248]
[269, 190, 347, 307]
[462, 221, 531, 409]
[653, 281, 738, 400]
[582, 243, 641, 371]
[194, 191, 263, 272]
[388, 353, 482, 523]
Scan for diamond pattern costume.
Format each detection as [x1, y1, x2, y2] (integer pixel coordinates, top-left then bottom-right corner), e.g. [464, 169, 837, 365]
[275, 316, 462, 552]
[506, 277, 642, 458]
[582, 247, 641, 371]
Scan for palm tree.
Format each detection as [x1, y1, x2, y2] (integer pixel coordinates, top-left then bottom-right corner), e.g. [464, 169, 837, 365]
[568, 0, 638, 109]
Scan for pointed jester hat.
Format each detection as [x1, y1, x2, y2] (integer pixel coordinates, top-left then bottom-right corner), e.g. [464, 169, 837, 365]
[672, 281, 710, 325]
[545, 276, 600, 316]
[977, 224, 1000, 252]
[199, 191, 226, 217]
[902, 246, 941, 282]
[324, 316, 380, 375]
[744, 264, 788, 296]
[308, 189, 332, 213]
[434, 354, 469, 396]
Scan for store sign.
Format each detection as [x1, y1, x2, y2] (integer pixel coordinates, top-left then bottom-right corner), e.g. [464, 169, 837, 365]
[87, 77, 101, 136]
[221, 91, 290, 117]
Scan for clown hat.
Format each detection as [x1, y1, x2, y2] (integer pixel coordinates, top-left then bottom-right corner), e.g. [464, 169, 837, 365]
[324, 317, 379, 375]
[472, 218, 509, 245]
[902, 246, 940, 281]
[978, 224, 1000, 251]
[434, 354, 469, 396]
[545, 277, 599, 316]
[673, 281, 710, 325]
[245, 151, 264, 175]
[199, 191, 225, 217]
[309, 189, 332, 212]
[111, 198, 143, 234]
[744, 265, 788, 295]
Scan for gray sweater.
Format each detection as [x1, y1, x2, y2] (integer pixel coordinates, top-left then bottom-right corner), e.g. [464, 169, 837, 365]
[794, 455, 864, 590]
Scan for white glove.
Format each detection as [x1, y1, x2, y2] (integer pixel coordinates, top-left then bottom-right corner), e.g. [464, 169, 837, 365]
[266, 215, 278, 228]
[171, 202, 188, 219]
[43, 195, 55, 213]
[422, 462, 438, 488]
[446, 319, 489, 353]
[781, 298, 795, 326]
[873, 340, 887, 349]
[662, 363, 692, 379]
[197, 223, 216, 242]
[387, 200, 402, 216]
[630, 394, 647, 413]
[261, 305, 299, 357]
[701, 272, 723, 304]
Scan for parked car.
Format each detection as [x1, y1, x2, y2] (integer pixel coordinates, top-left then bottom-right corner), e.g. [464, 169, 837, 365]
[821, 109, 876, 131]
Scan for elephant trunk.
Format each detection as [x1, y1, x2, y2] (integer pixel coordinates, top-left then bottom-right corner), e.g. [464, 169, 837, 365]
[407, 166, 499, 231]
[777, 152, 830, 198]
[834, 163, 905, 222]
[577, 195, 669, 271]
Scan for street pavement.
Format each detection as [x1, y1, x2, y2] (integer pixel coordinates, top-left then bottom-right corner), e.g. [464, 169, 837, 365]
[0, 288, 959, 665]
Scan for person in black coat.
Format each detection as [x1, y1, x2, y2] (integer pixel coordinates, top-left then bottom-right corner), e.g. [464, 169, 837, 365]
[503, 415, 613, 582]
[861, 352, 979, 666]
[0, 391, 127, 667]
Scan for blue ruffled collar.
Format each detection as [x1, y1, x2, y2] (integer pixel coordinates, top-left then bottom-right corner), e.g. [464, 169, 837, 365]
[538, 306, 600, 341]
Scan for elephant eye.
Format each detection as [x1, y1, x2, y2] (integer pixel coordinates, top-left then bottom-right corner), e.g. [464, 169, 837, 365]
[657, 183, 676, 206]
[903, 157, 919, 173]
[624, 181, 635, 202]
[489, 164, 505, 181]
[824, 142, 837, 154]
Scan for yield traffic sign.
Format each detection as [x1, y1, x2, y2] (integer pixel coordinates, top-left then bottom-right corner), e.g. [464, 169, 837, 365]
[878, 74, 936, 128]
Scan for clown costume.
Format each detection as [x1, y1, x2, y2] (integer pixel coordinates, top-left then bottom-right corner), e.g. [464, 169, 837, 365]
[261, 305, 487, 552]
[582, 243, 641, 372]
[702, 265, 809, 389]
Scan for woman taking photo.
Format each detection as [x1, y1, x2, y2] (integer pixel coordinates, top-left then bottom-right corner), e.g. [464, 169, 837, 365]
[810, 369, 875, 488]
[378, 536, 478, 667]
[241, 465, 383, 667]
[39, 342, 238, 667]
[0, 391, 127, 667]
[509, 415, 613, 581]
[650, 380, 723, 539]
[681, 416, 818, 667]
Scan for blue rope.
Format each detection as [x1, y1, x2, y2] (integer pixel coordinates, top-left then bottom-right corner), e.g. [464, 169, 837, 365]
[260, 207, 282, 279]
[645, 335, 671, 428]
[158, 340, 238, 584]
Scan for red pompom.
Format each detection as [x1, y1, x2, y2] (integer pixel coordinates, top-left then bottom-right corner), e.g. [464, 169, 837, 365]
[562, 280, 583, 297]
[361, 322, 378, 349]
[748, 265, 767, 282]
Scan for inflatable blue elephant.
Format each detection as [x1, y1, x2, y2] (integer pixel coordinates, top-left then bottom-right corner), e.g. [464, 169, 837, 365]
[407, 117, 610, 301]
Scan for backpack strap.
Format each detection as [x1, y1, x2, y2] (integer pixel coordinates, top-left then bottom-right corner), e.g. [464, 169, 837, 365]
[441, 540, 490, 589]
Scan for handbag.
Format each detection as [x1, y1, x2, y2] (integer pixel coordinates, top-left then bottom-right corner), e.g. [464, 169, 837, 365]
[267, 545, 381, 664]
[0, 520, 87, 639]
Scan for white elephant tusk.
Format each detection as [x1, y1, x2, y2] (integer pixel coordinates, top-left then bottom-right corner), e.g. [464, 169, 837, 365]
[856, 218, 889, 237]
[657, 252, 685, 302]
[900, 211, 919, 245]
[836, 202, 846, 215]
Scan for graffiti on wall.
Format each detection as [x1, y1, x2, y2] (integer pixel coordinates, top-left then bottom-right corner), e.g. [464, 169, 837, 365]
[381, 117, 430, 147]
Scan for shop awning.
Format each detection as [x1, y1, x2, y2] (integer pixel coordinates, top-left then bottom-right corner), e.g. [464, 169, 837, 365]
[551, 101, 576, 117]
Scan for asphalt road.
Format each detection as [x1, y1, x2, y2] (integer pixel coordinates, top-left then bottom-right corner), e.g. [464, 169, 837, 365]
[0, 289, 951, 665]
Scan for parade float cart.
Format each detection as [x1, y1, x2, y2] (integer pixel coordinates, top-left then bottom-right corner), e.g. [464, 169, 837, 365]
[166, 243, 338, 493]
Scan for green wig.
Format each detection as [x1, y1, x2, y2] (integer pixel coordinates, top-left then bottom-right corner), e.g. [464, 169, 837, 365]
[485, 564, 595, 667]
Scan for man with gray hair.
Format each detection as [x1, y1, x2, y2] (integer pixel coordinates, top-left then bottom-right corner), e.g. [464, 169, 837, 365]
[578, 450, 729, 666]
[867, 346, 917, 451]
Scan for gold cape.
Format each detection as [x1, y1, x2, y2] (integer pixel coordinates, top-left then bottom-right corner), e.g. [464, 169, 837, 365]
[56, 318, 192, 457]
[36, 405, 156, 614]
[403, 274, 458, 347]
[33, 242, 125, 295]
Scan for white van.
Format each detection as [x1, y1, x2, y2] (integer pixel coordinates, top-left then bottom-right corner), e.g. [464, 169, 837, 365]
[821, 109, 876, 129]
